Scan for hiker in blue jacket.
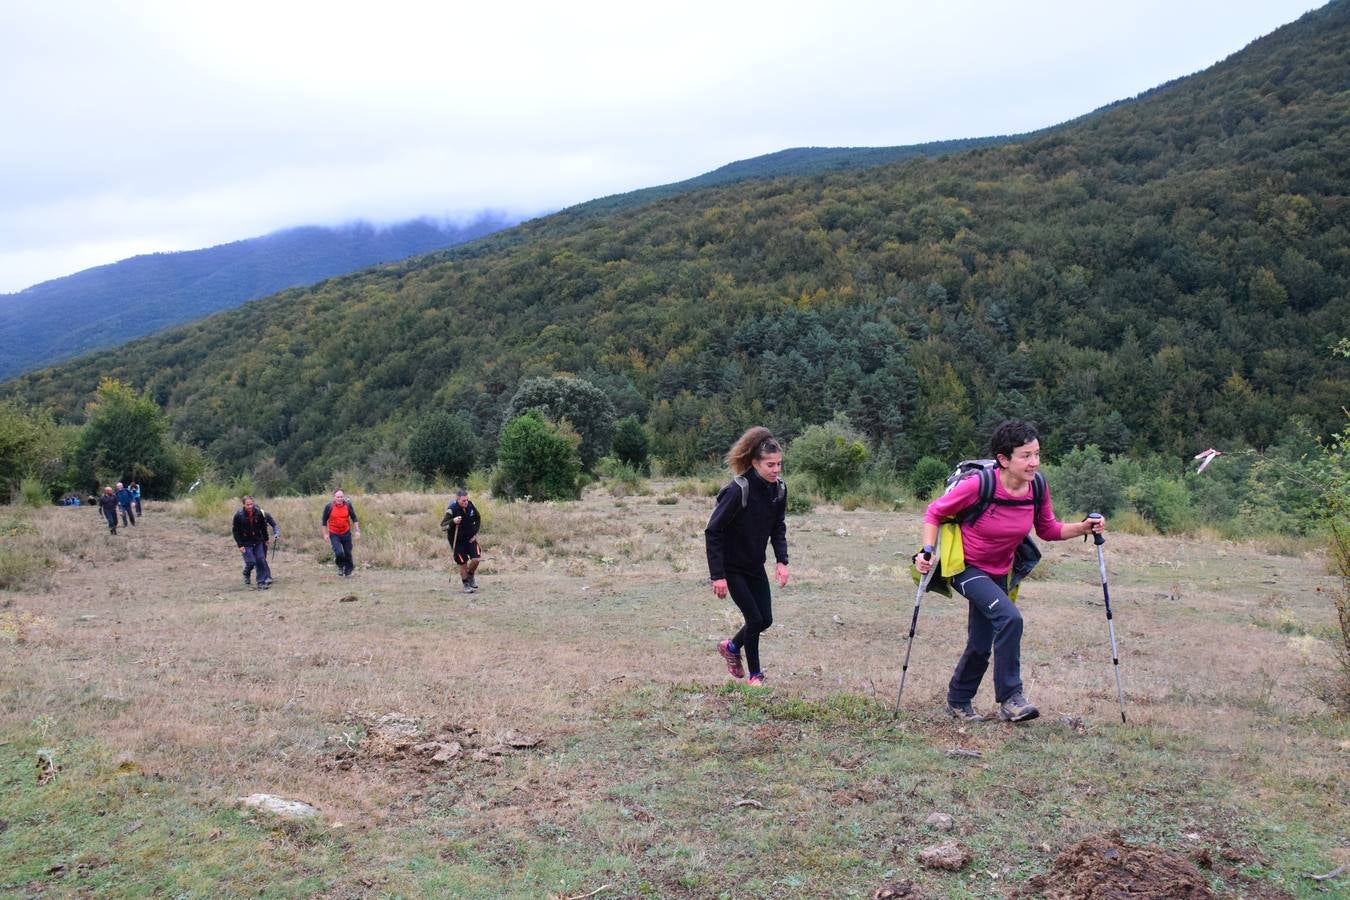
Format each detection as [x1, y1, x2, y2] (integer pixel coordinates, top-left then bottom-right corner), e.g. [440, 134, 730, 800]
[705, 426, 790, 688]
[115, 482, 136, 527]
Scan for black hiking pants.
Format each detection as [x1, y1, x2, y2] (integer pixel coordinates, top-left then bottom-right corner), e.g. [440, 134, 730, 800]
[727, 570, 773, 675]
[947, 565, 1025, 705]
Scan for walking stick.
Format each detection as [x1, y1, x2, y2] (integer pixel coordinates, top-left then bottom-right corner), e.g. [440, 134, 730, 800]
[451, 520, 461, 570]
[892, 545, 936, 719]
[1087, 513, 1127, 723]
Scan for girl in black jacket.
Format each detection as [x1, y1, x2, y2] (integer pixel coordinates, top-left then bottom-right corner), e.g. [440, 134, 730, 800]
[705, 427, 789, 687]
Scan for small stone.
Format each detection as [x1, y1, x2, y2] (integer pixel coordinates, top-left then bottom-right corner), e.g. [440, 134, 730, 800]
[835, 528, 850, 537]
[430, 742, 462, 763]
[924, 812, 955, 831]
[237, 793, 320, 820]
[919, 840, 972, 871]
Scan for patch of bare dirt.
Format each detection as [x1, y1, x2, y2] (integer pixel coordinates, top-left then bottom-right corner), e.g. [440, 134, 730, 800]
[322, 712, 544, 780]
[1018, 832, 1217, 898]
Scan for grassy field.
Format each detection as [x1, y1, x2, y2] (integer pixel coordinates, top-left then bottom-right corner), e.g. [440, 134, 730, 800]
[1, 484, 1346, 898]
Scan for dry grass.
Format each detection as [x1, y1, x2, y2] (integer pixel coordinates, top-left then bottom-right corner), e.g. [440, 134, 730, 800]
[1, 489, 1346, 895]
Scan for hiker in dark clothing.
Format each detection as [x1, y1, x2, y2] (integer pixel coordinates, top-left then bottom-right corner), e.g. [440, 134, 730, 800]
[97, 486, 119, 534]
[320, 489, 360, 576]
[115, 482, 136, 527]
[705, 426, 789, 688]
[439, 488, 482, 593]
[916, 419, 1106, 723]
[233, 495, 280, 589]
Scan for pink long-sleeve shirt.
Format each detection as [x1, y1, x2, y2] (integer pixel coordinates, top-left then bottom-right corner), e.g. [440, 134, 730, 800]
[924, 474, 1066, 576]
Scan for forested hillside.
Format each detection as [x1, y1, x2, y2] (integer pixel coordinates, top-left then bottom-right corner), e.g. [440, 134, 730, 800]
[0, 215, 519, 379]
[5, 1, 1347, 490]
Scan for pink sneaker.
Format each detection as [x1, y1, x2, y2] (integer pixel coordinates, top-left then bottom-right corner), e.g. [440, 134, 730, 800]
[717, 640, 745, 679]
[747, 673, 768, 688]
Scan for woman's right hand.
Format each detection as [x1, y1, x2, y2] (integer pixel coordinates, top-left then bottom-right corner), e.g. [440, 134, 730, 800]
[711, 578, 728, 599]
[914, 551, 934, 574]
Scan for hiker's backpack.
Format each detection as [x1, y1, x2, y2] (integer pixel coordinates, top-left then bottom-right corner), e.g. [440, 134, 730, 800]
[943, 459, 1045, 525]
[732, 474, 786, 509]
[940, 459, 1046, 589]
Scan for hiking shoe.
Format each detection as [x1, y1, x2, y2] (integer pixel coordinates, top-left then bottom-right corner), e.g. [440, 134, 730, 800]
[469, 576, 479, 589]
[243, 575, 251, 586]
[462, 582, 474, 593]
[998, 694, 1040, 723]
[717, 640, 745, 679]
[746, 673, 768, 688]
[946, 701, 986, 722]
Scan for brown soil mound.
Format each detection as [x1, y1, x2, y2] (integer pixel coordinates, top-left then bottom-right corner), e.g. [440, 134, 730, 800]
[1021, 832, 1217, 899]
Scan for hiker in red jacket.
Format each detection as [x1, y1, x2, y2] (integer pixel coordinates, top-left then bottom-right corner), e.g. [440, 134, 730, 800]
[320, 489, 360, 577]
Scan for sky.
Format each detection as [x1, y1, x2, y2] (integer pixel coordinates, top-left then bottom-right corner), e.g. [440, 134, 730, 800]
[0, 0, 1327, 293]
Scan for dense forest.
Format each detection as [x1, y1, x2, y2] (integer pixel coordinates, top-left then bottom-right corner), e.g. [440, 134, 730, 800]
[0, 215, 521, 379]
[3, 1, 1347, 491]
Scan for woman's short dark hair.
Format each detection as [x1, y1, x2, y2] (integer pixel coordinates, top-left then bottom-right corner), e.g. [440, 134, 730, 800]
[990, 419, 1040, 463]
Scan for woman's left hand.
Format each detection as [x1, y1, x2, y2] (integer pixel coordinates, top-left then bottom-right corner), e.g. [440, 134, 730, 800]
[775, 562, 789, 588]
[1083, 515, 1106, 538]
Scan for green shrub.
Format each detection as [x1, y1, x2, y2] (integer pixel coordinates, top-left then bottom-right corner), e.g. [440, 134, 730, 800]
[503, 376, 615, 469]
[786, 491, 814, 515]
[611, 415, 650, 471]
[788, 415, 869, 500]
[493, 411, 582, 501]
[1126, 475, 1191, 534]
[1048, 444, 1122, 517]
[407, 411, 476, 482]
[17, 477, 48, 508]
[596, 458, 649, 496]
[908, 456, 949, 501]
[187, 482, 236, 520]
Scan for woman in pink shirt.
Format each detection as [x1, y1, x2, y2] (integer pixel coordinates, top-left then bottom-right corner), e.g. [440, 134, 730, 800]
[915, 420, 1105, 723]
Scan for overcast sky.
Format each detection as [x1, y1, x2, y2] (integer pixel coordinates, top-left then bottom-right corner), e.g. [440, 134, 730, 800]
[0, 0, 1326, 293]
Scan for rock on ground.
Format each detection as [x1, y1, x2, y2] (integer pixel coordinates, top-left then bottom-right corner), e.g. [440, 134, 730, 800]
[237, 794, 320, 820]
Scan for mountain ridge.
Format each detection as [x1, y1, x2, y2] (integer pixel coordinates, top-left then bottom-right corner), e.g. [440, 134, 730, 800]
[3, 1, 1346, 490]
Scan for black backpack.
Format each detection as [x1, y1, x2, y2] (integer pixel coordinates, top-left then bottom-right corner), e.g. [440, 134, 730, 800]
[731, 474, 786, 509]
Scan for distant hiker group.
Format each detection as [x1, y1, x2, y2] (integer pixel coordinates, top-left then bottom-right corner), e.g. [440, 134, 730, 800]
[95, 481, 143, 534]
[215, 488, 488, 593]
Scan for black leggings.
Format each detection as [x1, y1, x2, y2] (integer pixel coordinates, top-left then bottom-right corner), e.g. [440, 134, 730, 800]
[727, 570, 773, 675]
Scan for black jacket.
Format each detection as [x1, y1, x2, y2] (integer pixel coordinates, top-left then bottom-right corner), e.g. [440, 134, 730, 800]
[704, 469, 788, 580]
[440, 500, 480, 544]
[233, 506, 279, 546]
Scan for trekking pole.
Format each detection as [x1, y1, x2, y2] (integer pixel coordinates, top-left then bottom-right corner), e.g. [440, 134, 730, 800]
[892, 546, 936, 719]
[1087, 513, 1127, 723]
[450, 520, 461, 571]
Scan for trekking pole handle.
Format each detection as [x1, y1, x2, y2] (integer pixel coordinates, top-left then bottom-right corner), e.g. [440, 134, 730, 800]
[1086, 513, 1104, 546]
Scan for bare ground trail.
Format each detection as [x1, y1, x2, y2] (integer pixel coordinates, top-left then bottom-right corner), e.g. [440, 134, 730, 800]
[1, 489, 1346, 896]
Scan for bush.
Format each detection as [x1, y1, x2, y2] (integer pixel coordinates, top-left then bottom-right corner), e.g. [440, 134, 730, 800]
[1126, 475, 1191, 534]
[1049, 444, 1122, 517]
[611, 416, 650, 471]
[16, 477, 48, 508]
[909, 456, 949, 501]
[407, 412, 476, 482]
[503, 377, 615, 469]
[788, 416, 869, 500]
[493, 411, 582, 501]
[596, 457, 649, 497]
[252, 457, 289, 498]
